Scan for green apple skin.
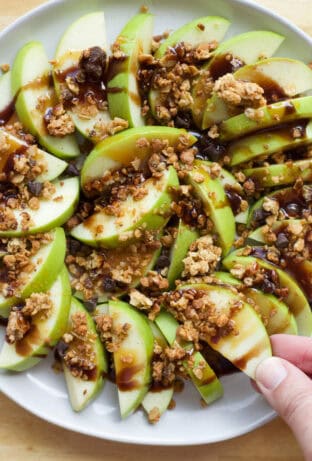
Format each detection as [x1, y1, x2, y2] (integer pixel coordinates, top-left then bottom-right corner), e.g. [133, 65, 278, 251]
[155, 310, 223, 405]
[202, 57, 312, 130]
[81, 126, 196, 192]
[0, 266, 71, 372]
[54, 12, 111, 139]
[0, 129, 68, 182]
[192, 30, 284, 128]
[220, 96, 312, 141]
[107, 13, 154, 127]
[167, 220, 199, 289]
[229, 119, 312, 166]
[178, 283, 272, 379]
[11, 41, 80, 159]
[214, 272, 298, 335]
[186, 160, 235, 255]
[63, 298, 108, 412]
[141, 321, 174, 419]
[0, 177, 80, 237]
[109, 300, 153, 419]
[223, 250, 312, 336]
[0, 71, 14, 116]
[0, 227, 66, 316]
[243, 159, 312, 188]
[71, 167, 179, 248]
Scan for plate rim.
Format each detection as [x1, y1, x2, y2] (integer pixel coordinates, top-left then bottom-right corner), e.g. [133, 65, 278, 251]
[0, 0, 308, 445]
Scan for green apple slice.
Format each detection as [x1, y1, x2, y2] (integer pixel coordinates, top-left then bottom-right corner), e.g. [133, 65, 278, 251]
[220, 96, 312, 141]
[0, 266, 71, 371]
[155, 309, 223, 404]
[11, 41, 80, 159]
[214, 272, 298, 335]
[247, 219, 307, 244]
[0, 129, 68, 182]
[54, 12, 111, 139]
[177, 284, 272, 378]
[186, 160, 235, 255]
[109, 300, 153, 419]
[229, 120, 312, 166]
[0, 177, 79, 237]
[107, 13, 154, 127]
[0, 227, 66, 317]
[192, 30, 284, 127]
[0, 71, 14, 122]
[62, 298, 107, 412]
[223, 249, 312, 336]
[244, 159, 312, 188]
[141, 321, 174, 420]
[71, 166, 179, 248]
[167, 220, 199, 288]
[81, 126, 196, 192]
[202, 58, 312, 129]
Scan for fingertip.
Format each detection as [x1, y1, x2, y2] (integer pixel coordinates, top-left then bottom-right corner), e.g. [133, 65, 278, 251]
[255, 357, 288, 391]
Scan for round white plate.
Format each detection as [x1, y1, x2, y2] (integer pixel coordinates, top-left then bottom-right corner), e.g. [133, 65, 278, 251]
[0, 0, 311, 446]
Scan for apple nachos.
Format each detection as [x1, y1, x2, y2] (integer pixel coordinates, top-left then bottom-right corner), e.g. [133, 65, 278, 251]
[0, 7, 311, 424]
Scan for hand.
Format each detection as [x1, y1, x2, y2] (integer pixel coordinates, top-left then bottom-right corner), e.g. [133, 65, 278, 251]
[255, 334, 312, 460]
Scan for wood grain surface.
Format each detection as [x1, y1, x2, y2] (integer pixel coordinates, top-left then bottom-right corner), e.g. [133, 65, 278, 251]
[0, 1, 311, 459]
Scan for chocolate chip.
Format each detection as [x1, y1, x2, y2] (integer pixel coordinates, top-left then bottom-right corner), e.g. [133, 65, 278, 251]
[67, 238, 82, 255]
[54, 340, 69, 361]
[65, 163, 80, 177]
[84, 298, 98, 312]
[102, 276, 117, 292]
[79, 46, 107, 83]
[155, 255, 170, 271]
[261, 278, 275, 294]
[27, 181, 43, 197]
[195, 134, 227, 162]
[285, 203, 301, 217]
[276, 233, 289, 249]
[174, 112, 192, 130]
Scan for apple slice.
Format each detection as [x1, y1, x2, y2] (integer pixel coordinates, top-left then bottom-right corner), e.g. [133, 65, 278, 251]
[71, 166, 179, 248]
[229, 119, 312, 166]
[81, 126, 195, 193]
[0, 71, 15, 124]
[0, 129, 68, 182]
[54, 12, 111, 139]
[223, 249, 312, 336]
[11, 41, 80, 159]
[186, 160, 235, 255]
[244, 159, 312, 188]
[155, 309, 223, 404]
[109, 300, 153, 419]
[214, 272, 298, 335]
[0, 177, 79, 237]
[192, 30, 284, 127]
[202, 58, 312, 129]
[141, 321, 174, 421]
[107, 13, 154, 127]
[62, 298, 107, 412]
[0, 227, 66, 317]
[0, 266, 71, 371]
[167, 220, 199, 288]
[220, 96, 312, 141]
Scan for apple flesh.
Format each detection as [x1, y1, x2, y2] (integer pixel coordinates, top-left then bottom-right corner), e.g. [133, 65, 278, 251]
[0, 227, 66, 317]
[214, 272, 298, 335]
[192, 30, 284, 127]
[0, 177, 80, 237]
[155, 310, 223, 405]
[243, 159, 312, 188]
[186, 160, 235, 255]
[0, 129, 68, 182]
[229, 120, 312, 166]
[81, 126, 196, 193]
[223, 249, 312, 336]
[54, 12, 111, 139]
[220, 96, 312, 141]
[0, 71, 14, 120]
[107, 13, 154, 127]
[0, 266, 71, 371]
[71, 166, 179, 248]
[11, 41, 80, 159]
[167, 220, 199, 288]
[109, 300, 153, 419]
[62, 298, 108, 412]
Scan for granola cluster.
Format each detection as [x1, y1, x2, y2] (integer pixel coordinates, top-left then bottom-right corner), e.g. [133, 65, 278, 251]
[94, 311, 130, 353]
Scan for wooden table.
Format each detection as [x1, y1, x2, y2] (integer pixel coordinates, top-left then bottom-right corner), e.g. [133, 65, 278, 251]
[0, 1, 310, 459]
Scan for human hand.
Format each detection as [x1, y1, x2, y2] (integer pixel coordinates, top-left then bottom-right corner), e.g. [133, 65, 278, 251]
[255, 334, 312, 460]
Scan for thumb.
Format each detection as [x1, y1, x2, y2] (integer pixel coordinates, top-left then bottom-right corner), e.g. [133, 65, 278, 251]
[256, 357, 312, 460]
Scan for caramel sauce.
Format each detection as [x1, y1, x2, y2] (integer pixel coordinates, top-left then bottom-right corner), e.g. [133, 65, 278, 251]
[209, 54, 245, 81]
[202, 345, 238, 377]
[116, 363, 144, 391]
[238, 69, 287, 103]
[233, 340, 265, 371]
[0, 100, 15, 126]
[225, 188, 243, 215]
[149, 381, 173, 393]
[106, 56, 128, 83]
[284, 259, 312, 302]
[15, 324, 42, 357]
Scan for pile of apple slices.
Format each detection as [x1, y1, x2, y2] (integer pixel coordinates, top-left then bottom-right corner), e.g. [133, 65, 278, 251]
[0, 8, 311, 425]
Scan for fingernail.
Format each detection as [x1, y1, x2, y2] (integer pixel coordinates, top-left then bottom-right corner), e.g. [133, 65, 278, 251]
[256, 357, 287, 391]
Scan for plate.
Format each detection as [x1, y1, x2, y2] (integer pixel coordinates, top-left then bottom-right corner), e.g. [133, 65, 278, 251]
[0, 0, 311, 446]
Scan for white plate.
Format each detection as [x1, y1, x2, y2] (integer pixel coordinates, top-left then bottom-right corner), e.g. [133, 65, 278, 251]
[0, 0, 311, 446]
